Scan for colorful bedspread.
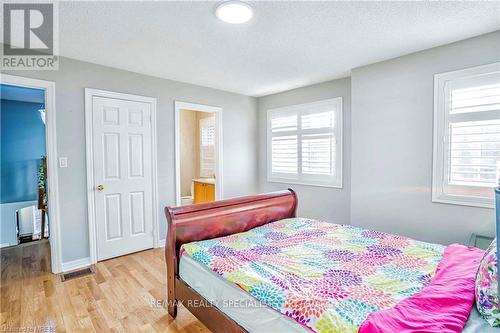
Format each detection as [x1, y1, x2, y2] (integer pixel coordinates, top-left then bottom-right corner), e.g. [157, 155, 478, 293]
[180, 218, 467, 332]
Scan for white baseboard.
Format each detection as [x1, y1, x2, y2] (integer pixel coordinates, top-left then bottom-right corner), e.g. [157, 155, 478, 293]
[1, 242, 15, 248]
[61, 257, 91, 272]
[158, 238, 166, 248]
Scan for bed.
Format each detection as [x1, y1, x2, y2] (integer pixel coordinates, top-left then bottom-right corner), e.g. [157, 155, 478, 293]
[165, 189, 493, 333]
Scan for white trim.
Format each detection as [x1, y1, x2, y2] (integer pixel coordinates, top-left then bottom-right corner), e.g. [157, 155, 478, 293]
[61, 257, 91, 273]
[158, 238, 166, 248]
[1, 243, 14, 248]
[267, 179, 344, 189]
[432, 62, 500, 209]
[84, 88, 160, 266]
[174, 101, 223, 206]
[266, 97, 343, 188]
[0, 74, 62, 273]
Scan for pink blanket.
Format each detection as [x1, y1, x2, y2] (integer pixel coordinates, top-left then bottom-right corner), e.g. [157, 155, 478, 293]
[359, 244, 484, 333]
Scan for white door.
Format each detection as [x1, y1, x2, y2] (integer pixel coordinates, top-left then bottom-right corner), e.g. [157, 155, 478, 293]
[92, 96, 154, 260]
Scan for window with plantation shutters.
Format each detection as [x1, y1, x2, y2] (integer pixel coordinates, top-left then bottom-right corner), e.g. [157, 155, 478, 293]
[199, 116, 215, 178]
[432, 62, 500, 208]
[267, 98, 343, 187]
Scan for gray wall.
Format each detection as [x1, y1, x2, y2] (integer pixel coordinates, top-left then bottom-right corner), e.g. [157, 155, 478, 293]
[350, 31, 499, 245]
[5, 56, 258, 263]
[257, 78, 351, 224]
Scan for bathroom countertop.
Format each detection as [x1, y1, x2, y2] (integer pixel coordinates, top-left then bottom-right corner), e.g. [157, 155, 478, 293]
[192, 178, 216, 185]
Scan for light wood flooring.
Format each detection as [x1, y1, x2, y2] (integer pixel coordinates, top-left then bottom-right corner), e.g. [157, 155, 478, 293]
[0, 241, 210, 332]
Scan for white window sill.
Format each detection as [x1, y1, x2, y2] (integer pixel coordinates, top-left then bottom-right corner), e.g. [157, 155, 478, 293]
[432, 193, 494, 209]
[267, 178, 343, 189]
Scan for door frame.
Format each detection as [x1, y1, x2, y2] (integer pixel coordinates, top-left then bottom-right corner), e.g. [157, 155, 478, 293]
[1, 74, 62, 273]
[174, 101, 223, 206]
[84, 88, 159, 265]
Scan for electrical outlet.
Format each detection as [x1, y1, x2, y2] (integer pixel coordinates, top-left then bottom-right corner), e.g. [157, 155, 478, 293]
[59, 157, 68, 168]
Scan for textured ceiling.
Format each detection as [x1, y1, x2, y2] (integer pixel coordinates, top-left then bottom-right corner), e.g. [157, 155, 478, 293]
[13, 2, 500, 96]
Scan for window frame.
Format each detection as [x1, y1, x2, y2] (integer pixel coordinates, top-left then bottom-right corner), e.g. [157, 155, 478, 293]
[266, 97, 343, 188]
[432, 62, 500, 209]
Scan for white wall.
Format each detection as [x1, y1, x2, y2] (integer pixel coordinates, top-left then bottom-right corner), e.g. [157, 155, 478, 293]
[350, 31, 499, 245]
[5, 56, 258, 263]
[257, 78, 351, 224]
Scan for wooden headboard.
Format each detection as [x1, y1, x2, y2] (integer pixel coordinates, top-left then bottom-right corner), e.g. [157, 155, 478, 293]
[165, 189, 297, 257]
[164, 189, 297, 318]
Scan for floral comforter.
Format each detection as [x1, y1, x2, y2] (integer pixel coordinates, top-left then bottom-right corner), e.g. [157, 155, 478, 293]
[180, 218, 445, 333]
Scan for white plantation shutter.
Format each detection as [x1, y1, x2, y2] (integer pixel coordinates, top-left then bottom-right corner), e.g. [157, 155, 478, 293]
[302, 133, 335, 175]
[301, 111, 334, 129]
[450, 83, 500, 114]
[433, 62, 500, 208]
[271, 135, 298, 174]
[200, 117, 215, 178]
[301, 111, 336, 176]
[267, 98, 342, 187]
[449, 119, 500, 186]
[271, 114, 297, 132]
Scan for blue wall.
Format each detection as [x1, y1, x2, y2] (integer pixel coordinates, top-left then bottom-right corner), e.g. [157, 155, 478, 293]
[1, 99, 46, 204]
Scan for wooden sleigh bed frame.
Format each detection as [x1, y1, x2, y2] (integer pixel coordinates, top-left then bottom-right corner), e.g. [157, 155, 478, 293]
[165, 189, 298, 333]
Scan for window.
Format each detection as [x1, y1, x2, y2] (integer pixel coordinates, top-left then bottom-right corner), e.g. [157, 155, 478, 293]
[199, 116, 215, 178]
[267, 98, 343, 187]
[432, 62, 500, 208]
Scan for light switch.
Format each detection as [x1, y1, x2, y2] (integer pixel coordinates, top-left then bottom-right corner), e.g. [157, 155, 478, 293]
[59, 157, 68, 168]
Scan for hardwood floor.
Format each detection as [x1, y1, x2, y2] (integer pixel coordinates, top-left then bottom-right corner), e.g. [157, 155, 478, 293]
[0, 241, 211, 332]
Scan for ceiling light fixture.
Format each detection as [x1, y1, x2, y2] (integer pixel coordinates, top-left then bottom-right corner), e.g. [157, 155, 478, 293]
[215, 1, 253, 24]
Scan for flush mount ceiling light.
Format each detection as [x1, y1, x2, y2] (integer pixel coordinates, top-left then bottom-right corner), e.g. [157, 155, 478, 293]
[215, 1, 253, 24]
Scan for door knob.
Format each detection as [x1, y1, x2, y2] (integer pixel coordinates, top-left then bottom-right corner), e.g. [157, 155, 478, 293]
[97, 184, 104, 192]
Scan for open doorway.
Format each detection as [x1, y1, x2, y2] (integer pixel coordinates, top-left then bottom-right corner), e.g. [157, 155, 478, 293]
[175, 101, 222, 206]
[0, 74, 60, 273]
[0, 84, 48, 245]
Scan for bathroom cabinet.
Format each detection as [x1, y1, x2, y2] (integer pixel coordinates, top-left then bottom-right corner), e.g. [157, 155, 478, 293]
[193, 180, 215, 204]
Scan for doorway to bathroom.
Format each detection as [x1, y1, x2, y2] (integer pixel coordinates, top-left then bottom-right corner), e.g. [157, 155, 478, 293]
[174, 101, 222, 206]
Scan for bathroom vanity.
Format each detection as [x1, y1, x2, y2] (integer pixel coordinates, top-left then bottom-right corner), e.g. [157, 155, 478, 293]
[193, 178, 216, 204]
